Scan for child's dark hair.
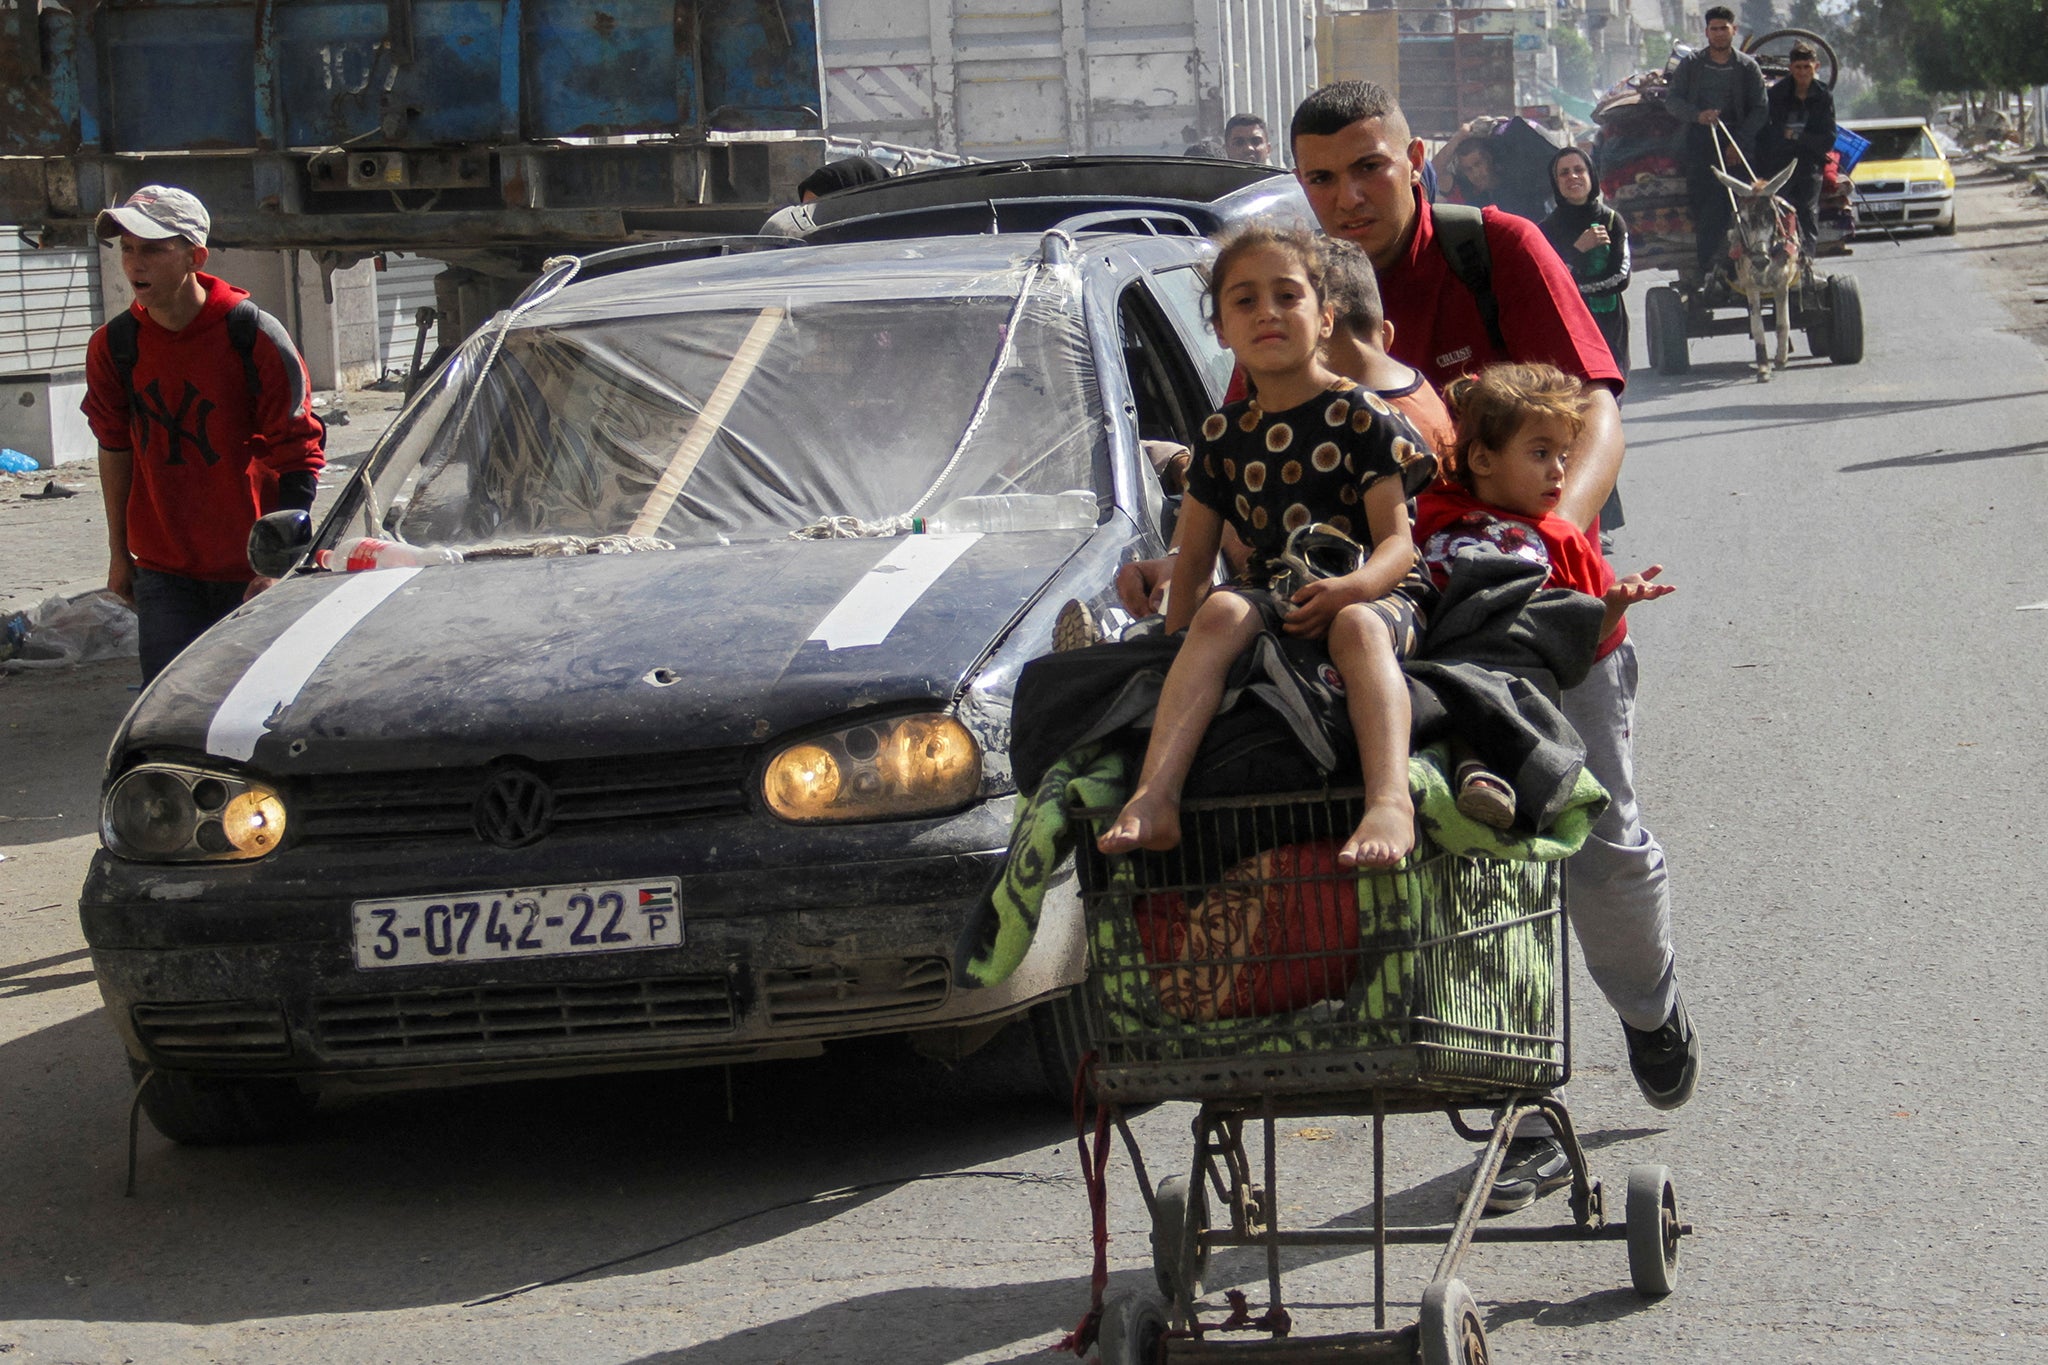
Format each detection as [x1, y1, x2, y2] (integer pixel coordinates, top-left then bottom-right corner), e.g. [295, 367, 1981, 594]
[1205, 222, 1331, 324]
[1321, 238, 1384, 335]
[1442, 363, 1590, 490]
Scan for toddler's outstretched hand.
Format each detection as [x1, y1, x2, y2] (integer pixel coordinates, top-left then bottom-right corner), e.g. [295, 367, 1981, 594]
[1603, 564, 1676, 634]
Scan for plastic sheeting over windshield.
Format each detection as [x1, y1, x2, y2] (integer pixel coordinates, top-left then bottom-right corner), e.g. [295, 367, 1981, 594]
[355, 262, 1106, 550]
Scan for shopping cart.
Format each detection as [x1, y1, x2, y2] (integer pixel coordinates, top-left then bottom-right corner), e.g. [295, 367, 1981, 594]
[1060, 789, 1688, 1364]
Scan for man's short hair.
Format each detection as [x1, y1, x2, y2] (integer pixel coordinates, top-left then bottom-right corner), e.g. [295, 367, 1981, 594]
[1184, 137, 1226, 158]
[796, 155, 888, 201]
[1788, 43, 1816, 62]
[1224, 113, 1267, 136]
[1703, 5, 1735, 24]
[1290, 81, 1406, 148]
[1457, 139, 1494, 168]
[1321, 238, 1384, 334]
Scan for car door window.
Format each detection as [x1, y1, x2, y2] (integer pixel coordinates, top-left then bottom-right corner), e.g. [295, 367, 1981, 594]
[1118, 286, 1206, 449]
[1118, 281, 1224, 541]
[1147, 265, 1235, 402]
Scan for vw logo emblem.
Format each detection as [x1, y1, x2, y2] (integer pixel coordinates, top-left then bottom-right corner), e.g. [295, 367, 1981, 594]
[474, 767, 554, 848]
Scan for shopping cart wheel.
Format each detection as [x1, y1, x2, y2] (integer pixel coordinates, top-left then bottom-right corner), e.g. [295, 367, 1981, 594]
[1150, 1174, 1209, 1304]
[1098, 1288, 1169, 1365]
[1626, 1164, 1681, 1297]
[1418, 1278, 1489, 1365]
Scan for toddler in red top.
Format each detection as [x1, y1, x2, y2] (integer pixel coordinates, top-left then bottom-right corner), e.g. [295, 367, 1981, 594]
[1412, 363, 1672, 822]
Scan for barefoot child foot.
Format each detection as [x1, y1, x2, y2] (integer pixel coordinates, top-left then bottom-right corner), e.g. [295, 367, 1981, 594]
[1098, 789, 1184, 854]
[1340, 799, 1415, 869]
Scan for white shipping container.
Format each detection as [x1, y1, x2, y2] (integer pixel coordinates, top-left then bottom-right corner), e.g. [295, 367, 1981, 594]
[819, 0, 1317, 161]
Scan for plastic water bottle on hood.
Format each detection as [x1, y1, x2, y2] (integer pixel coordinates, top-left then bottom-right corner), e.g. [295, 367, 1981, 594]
[916, 490, 1097, 534]
[314, 537, 462, 571]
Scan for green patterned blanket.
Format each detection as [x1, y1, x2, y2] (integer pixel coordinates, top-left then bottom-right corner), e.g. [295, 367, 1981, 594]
[958, 744, 1607, 991]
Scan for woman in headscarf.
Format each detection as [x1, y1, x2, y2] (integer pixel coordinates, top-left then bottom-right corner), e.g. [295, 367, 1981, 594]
[1540, 144, 1631, 375]
[1541, 143, 1631, 541]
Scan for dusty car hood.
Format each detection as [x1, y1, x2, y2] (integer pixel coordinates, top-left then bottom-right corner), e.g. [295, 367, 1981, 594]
[120, 532, 1088, 772]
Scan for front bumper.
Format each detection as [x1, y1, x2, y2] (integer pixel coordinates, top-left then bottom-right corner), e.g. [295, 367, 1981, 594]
[1851, 189, 1952, 228]
[80, 798, 1086, 1091]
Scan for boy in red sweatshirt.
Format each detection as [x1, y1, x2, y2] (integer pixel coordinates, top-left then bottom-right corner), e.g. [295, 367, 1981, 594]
[81, 185, 326, 682]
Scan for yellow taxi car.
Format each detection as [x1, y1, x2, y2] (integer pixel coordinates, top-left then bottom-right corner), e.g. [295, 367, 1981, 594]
[1843, 117, 1957, 236]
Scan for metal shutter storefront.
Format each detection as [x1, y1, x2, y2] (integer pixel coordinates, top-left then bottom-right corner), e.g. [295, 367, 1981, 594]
[0, 231, 103, 377]
[376, 253, 447, 378]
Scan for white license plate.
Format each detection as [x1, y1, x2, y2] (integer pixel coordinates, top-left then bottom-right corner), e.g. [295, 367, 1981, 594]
[351, 879, 683, 970]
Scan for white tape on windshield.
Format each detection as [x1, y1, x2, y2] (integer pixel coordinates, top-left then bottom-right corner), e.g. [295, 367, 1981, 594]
[206, 568, 422, 762]
[808, 534, 982, 651]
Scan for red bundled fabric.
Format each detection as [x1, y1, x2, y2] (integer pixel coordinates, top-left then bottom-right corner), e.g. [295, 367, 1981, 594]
[1135, 843, 1360, 1021]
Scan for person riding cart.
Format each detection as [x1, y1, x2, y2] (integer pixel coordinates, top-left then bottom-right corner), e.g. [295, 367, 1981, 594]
[1756, 43, 1837, 253]
[1662, 6, 1767, 283]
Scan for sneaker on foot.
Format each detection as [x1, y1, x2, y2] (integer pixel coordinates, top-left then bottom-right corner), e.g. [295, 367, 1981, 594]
[1453, 761, 1516, 829]
[1463, 1135, 1572, 1215]
[1051, 599, 1101, 653]
[1624, 994, 1700, 1111]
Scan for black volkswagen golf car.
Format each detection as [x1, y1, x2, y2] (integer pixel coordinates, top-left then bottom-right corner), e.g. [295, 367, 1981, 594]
[82, 159, 1309, 1141]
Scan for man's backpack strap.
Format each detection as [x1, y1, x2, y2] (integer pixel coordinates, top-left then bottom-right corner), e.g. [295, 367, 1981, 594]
[105, 310, 141, 398]
[1431, 203, 1508, 356]
[105, 299, 266, 405]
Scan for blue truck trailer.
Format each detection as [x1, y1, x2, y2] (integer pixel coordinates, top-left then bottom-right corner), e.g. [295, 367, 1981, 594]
[1, 0, 954, 333]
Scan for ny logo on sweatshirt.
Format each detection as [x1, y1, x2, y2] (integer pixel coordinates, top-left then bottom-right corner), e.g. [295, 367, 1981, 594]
[134, 379, 222, 467]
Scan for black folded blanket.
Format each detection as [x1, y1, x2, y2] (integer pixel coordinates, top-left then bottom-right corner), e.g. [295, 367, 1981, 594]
[1011, 553, 1604, 830]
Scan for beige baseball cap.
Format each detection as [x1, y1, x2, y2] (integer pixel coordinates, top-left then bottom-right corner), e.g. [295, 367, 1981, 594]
[95, 185, 211, 247]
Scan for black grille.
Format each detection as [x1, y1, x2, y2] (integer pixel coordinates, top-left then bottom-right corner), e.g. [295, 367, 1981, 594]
[310, 977, 736, 1056]
[761, 957, 951, 1026]
[133, 1001, 292, 1059]
[289, 749, 750, 846]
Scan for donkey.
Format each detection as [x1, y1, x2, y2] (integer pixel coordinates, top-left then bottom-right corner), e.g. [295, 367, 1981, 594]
[1712, 162, 1800, 382]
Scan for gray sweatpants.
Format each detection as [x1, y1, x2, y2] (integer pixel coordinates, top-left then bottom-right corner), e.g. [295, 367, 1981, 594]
[1558, 637, 1679, 1033]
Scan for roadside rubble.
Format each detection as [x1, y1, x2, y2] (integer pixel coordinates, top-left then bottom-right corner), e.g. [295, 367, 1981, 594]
[1976, 144, 2048, 194]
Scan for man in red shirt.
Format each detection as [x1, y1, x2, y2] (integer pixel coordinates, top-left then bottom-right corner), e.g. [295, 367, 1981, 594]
[82, 186, 325, 682]
[1290, 82, 1696, 1213]
[1290, 82, 1625, 532]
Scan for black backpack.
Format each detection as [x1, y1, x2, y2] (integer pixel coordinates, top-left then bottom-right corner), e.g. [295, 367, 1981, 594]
[104, 298, 265, 406]
[1430, 202, 1508, 356]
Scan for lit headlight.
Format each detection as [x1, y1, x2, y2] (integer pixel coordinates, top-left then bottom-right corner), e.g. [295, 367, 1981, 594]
[103, 763, 288, 861]
[1908, 179, 1948, 195]
[763, 714, 982, 823]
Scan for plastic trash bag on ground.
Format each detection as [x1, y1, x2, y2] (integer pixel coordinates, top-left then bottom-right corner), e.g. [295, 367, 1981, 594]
[0, 590, 140, 672]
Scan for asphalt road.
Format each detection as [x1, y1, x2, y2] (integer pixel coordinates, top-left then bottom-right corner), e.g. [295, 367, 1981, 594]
[1, 179, 2044, 1363]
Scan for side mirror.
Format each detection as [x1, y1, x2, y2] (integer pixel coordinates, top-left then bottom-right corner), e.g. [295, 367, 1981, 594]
[248, 509, 313, 578]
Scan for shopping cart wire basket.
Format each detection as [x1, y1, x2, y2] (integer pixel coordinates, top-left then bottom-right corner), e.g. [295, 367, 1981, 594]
[1068, 789, 1568, 1108]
